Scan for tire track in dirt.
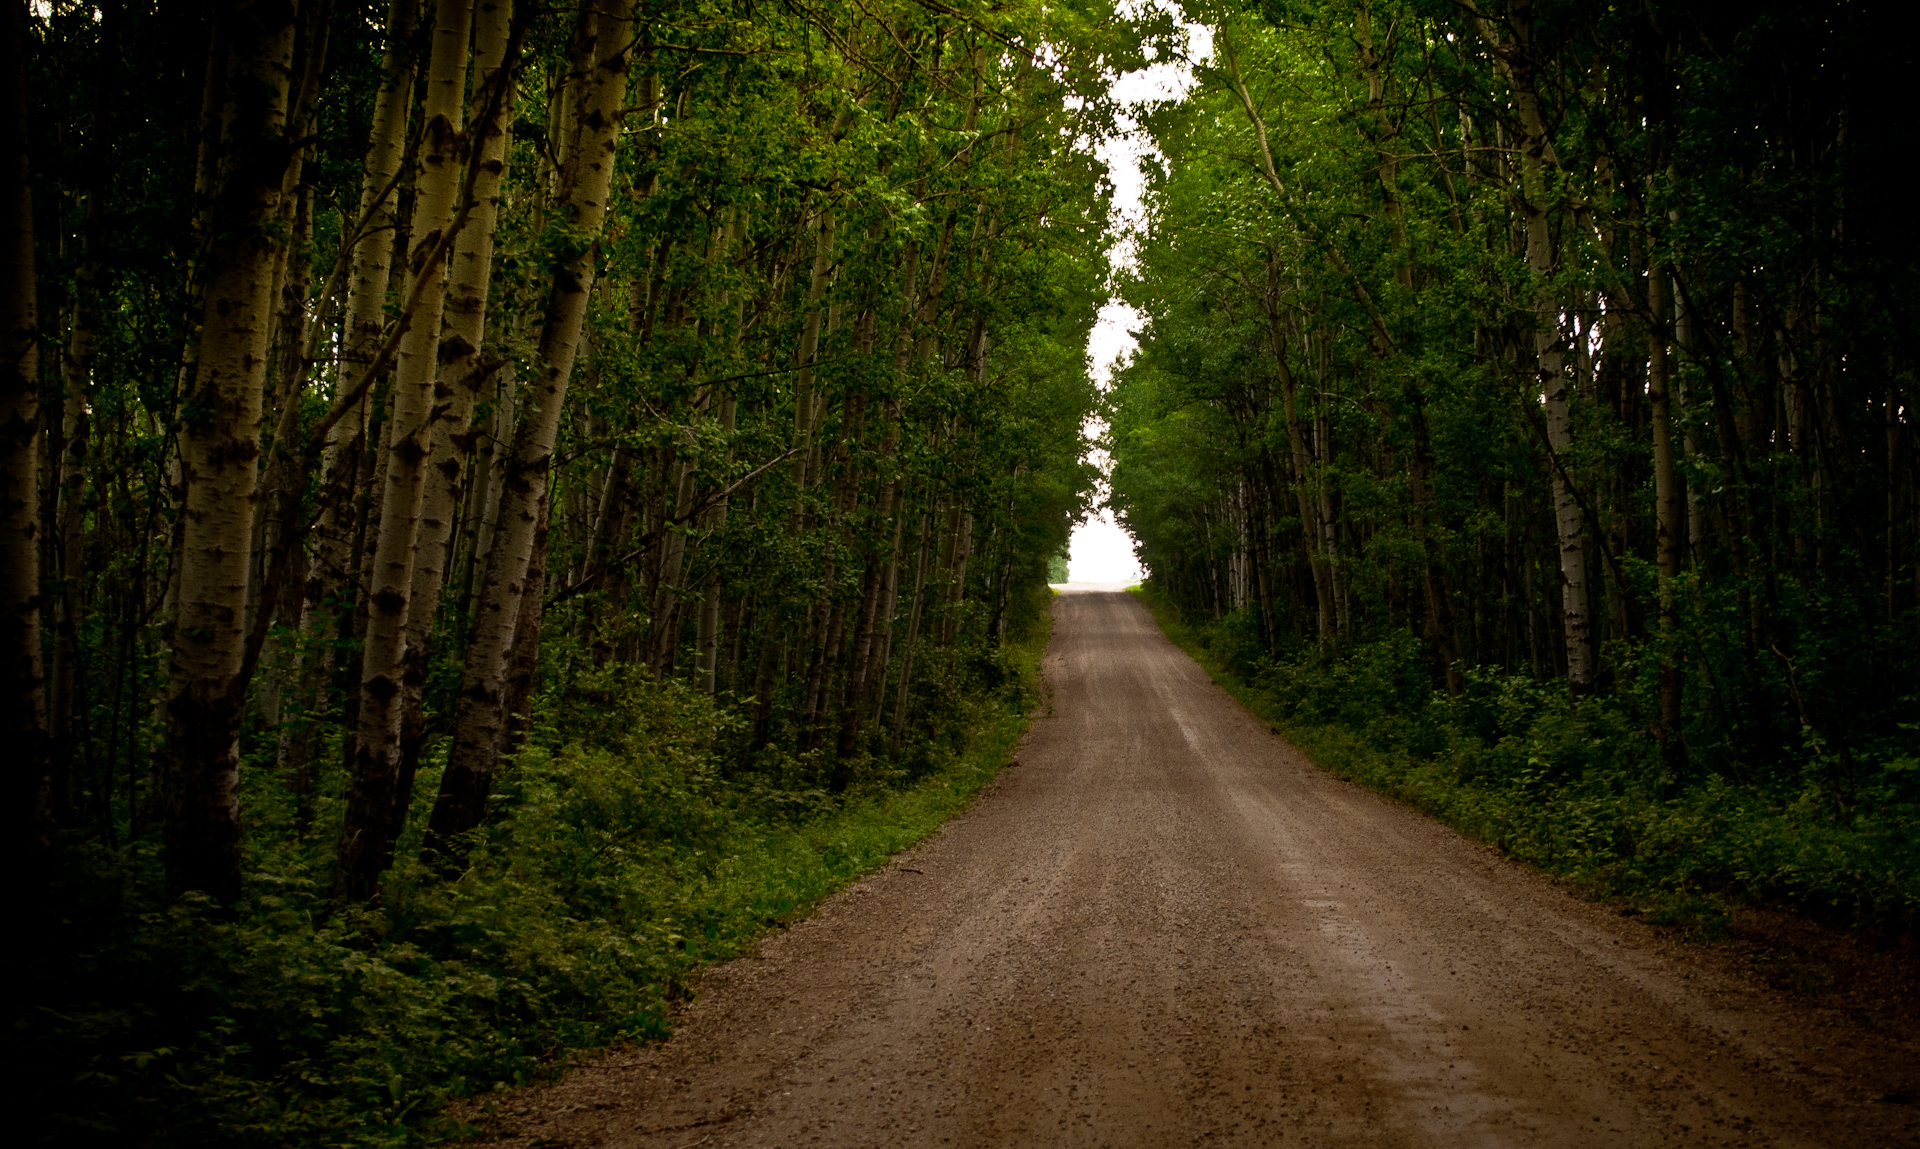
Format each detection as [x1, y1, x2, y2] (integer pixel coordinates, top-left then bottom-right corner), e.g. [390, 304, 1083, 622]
[474, 589, 1920, 1147]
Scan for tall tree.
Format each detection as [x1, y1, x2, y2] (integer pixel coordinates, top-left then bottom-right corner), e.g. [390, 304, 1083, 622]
[160, 0, 303, 904]
[425, 0, 631, 859]
[0, 0, 47, 861]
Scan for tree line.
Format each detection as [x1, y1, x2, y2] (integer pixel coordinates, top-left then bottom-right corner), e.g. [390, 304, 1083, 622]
[3, 0, 1130, 908]
[1109, 0, 1917, 797]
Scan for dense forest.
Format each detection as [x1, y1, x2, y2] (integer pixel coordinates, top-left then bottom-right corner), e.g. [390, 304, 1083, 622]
[5, 0, 1149, 1143]
[12, 0, 1918, 1142]
[1110, 0, 1919, 933]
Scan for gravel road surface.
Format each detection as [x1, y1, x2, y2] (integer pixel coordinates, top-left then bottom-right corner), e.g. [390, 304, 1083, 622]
[478, 589, 1919, 1147]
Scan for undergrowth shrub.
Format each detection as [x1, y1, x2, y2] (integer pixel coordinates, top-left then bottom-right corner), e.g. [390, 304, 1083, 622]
[1136, 582, 1920, 941]
[18, 618, 1050, 1149]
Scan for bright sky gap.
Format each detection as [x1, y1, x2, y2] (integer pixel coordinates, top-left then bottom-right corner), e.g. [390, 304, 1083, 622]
[1068, 15, 1211, 585]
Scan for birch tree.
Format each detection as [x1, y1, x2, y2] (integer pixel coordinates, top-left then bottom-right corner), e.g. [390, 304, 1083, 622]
[160, 0, 302, 904]
[425, 0, 631, 858]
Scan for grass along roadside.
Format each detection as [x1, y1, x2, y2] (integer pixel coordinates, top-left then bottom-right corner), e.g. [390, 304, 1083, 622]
[1130, 584, 1920, 1016]
[21, 610, 1052, 1149]
[444, 608, 1053, 1141]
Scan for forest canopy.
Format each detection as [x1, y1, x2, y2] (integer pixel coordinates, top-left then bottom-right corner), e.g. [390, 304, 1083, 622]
[5, 0, 1154, 1142]
[4, 0, 1152, 898]
[1108, 0, 1919, 933]
[8, 0, 1917, 1143]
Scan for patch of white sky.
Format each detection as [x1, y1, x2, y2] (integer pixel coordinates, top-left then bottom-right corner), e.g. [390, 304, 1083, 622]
[1061, 7, 1213, 585]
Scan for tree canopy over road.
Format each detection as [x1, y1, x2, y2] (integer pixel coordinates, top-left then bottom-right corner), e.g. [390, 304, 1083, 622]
[7, 0, 1916, 1144]
[5, 0, 1141, 899]
[8, 1, 1145, 1141]
[1110, 0, 1919, 837]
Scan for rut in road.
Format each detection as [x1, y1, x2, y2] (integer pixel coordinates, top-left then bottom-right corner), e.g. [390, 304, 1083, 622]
[480, 590, 1919, 1148]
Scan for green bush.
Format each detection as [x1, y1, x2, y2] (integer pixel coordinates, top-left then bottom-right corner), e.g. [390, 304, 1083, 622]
[1136, 582, 1920, 940]
[18, 621, 1050, 1149]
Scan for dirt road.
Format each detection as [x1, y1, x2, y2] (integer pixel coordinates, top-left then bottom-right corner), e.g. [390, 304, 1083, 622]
[482, 590, 1919, 1147]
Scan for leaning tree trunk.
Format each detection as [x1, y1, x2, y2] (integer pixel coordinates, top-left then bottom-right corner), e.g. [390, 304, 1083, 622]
[391, 0, 518, 856]
[425, 1, 630, 863]
[161, 1, 300, 905]
[0, 0, 49, 864]
[335, 0, 475, 901]
[278, 0, 418, 805]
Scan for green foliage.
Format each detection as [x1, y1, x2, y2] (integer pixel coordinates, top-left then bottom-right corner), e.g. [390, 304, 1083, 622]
[17, 617, 1052, 1149]
[1105, 0, 1920, 954]
[21, 1, 1111, 1143]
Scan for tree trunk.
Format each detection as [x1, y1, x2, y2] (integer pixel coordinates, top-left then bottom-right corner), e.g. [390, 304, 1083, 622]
[465, 316, 519, 617]
[1648, 264, 1686, 776]
[246, 179, 314, 738]
[694, 395, 736, 693]
[791, 205, 835, 488]
[835, 478, 898, 769]
[497, 494, 549, 761]
[649, 445, 699, 674]
[1, 0, 49, 862]
[1267, 309, 1334, 642]
[1482, 3, 1594, 694]
[391, 0, 517, 856]
[279, 0, 418, 802]
[890, 510, 933, 750]
[426, 2, 630, 860]
[161, 1, 300, 904]
[336, 0, 475, 900]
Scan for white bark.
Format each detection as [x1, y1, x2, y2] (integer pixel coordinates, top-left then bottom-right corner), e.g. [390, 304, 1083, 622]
[394, 0, 516, 784]
[428, 1, 631, 851]
[162, 2, 299, 903]
[336, 0, 475, 897]
[1, 0, 48, 846]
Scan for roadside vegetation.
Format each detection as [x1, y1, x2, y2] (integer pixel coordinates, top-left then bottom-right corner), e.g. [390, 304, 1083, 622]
[1138, 584, 1920, 940]
[6, 0, 1124, 1142]
[20, 594, 1052, 1149]
[1107, 1, 1917, 944]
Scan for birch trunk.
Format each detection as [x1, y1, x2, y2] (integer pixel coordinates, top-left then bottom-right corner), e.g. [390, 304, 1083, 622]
[496, 494, 550, 761]
[161, 1, 299, 903]
[868, 507, 908, 726]
[392, 0, 517, 849]
[836, 470, 901, 765]
[1, 0, 49, 854]
[465, 316, 519, 617]
[280, 0, 418, 797]
[323, 0, 415, 525]
[247, 182, 313, 734]
[336, 0, 474, 900]
[426, 3, 630, 857]
[792, 207, 835, 487]
[1480, 3, 1594, 693]
[231, 0, 332, 720]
